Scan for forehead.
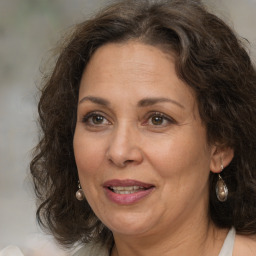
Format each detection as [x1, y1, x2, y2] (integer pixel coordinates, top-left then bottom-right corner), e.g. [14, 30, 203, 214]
[79, 41, 196, 109]
[85, 41, 173, 76]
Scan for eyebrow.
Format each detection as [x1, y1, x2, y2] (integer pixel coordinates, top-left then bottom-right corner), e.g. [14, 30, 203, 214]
[79, 96, 110, 106]
[138, 97, 184, 108]
[79, 96, 184, 109]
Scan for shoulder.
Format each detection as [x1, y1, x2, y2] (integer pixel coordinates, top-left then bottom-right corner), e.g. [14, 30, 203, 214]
[234, 234, 256, 256]
[0, 246, 24, 256]
[72, 242, 109, 256]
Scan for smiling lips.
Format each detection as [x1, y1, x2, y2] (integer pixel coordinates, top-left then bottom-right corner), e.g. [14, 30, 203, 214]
[103, 179, 155, 205]
[110, 185, 146, 194]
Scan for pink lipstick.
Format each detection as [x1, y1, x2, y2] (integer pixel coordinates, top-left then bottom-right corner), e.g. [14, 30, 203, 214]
[103, 179, 155, 205]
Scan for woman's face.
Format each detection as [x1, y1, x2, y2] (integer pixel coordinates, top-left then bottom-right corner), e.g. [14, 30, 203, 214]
[73, 41, 216, 238]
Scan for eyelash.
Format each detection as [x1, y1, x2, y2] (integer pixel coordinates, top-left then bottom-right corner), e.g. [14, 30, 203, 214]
[143, 112, 177, 127]
[81, 111, 176, 128]
[82, 112, 111, 126]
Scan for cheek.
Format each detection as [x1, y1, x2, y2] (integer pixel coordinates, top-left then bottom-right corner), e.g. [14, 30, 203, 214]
[73, 131, 105, 176]
[73, 132, 104, 205]
[147, 134, 211, 210]
[146, 128, 211, 180]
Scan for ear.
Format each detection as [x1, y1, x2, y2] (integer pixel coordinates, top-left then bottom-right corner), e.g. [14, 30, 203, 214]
[210, 146, 234, 173]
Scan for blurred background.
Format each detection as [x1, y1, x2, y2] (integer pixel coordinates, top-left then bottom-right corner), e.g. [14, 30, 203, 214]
[0, 0, 255, 255]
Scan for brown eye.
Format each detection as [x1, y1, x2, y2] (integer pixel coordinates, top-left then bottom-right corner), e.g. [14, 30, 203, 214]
[144, 112, 177, 128]
[151, 115, 164, 125]
[82, 112, 110, 126]
[92, 115, 104, 124]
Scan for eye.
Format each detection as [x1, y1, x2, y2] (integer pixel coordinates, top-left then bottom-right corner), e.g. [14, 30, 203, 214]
[91, 115, 105, 124]
[144, 112, 176, 127]
[150, 115, 165, 125]
[82, 112, 111, 126]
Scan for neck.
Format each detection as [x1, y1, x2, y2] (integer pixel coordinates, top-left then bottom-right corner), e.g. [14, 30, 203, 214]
[111, 215, 228, 256]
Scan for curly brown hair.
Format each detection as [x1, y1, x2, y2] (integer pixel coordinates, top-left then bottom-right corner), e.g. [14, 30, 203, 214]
[30, 0, 256, 248]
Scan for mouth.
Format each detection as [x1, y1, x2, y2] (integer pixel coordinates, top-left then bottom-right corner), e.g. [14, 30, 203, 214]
[103, 179, 155, 204]
[108, 185, 148, 194]
[103, 179, 154, 193]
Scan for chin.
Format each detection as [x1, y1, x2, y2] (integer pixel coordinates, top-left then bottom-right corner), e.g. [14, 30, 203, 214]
[110, 224, 151, 237]
[101, 212, 155, 236]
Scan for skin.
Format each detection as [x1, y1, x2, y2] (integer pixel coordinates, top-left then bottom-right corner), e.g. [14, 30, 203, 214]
[234, 235, 256, 256]
[73, 41, 238, 255]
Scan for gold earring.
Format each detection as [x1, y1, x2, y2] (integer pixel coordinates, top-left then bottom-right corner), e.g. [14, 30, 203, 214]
[76, 181, 84, 201]
[215, 163, 228, 202]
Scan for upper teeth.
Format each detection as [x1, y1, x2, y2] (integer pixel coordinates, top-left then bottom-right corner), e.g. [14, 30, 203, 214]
[110, 186, 145, 194]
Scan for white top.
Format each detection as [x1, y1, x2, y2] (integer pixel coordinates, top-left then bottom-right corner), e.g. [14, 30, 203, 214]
[0, 228, 236, 256]
[73, 243, 109, 256]
[218, 227, 236, 256]
[73, 227, 236, 256]
[0, 246, 24, 256]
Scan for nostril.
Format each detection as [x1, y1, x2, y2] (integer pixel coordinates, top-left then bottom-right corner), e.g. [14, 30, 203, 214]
[124, 160, 134, 164]
[107, 158, 134, 168]
[106, 144, 143, 167]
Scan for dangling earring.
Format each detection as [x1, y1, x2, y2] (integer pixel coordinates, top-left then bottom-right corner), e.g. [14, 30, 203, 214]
[76, 181, 84, 201]
[216, 162, 228, 202]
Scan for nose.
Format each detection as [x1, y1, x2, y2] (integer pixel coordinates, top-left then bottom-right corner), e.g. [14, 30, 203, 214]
[106, 123, 143, 168]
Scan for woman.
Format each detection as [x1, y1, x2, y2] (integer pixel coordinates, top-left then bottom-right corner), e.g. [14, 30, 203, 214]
[30, 0, 256, 255]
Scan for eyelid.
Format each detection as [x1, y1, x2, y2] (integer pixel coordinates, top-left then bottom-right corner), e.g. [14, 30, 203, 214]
[142, 111, 177, 126]
[81, 111, 112, 125]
